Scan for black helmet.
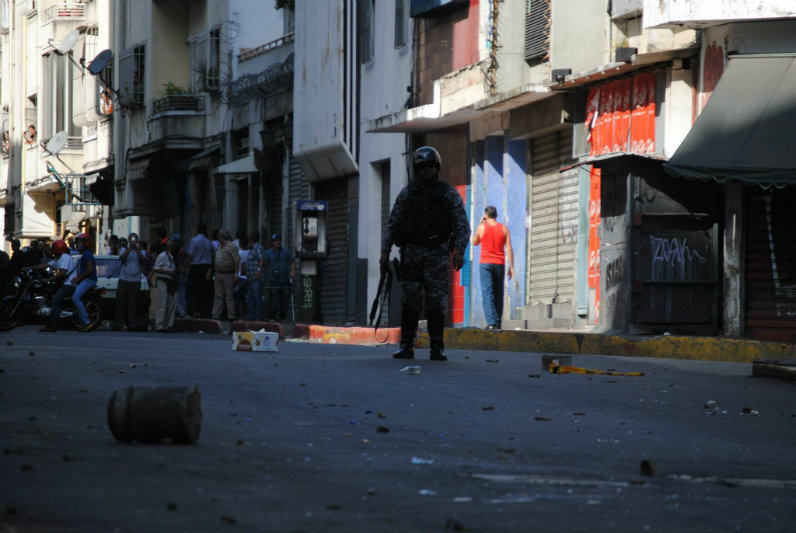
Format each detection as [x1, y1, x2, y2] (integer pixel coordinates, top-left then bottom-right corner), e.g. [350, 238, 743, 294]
[412, 146, 441, 169]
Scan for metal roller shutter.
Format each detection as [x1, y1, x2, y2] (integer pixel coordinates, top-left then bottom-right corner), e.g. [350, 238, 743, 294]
[316, 178, 349, 324]
[380, 162, 392, 325]
[745, 186, 796, 341]
[528, 129, 576, 305]
[285, 155, 308, 247]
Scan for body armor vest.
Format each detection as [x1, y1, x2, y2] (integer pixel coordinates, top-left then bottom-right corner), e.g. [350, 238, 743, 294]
[395, 180, 452, 248]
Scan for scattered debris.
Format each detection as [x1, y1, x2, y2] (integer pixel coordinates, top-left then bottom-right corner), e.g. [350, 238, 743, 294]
[418, 489, 437, 496]
[534, 416, 552, 421]
[573, 412, 586, 416]
[444, 518, 465, 531]
[361, 439, 370, 444]
[377, 412, 386, 418]
[542, 354, 571, 371]
[299, 383, 306, 387]
[107, 385, 202, 444]
[640, 460, 658, 477]
[129, 364, 136, 368]
[482, 406, 495, 411]
[411, 457, 434, 465]
[486, 359, 499, 363]
[5, 506, 18, 515]
[3, 446, 24, 455]
[377, 426, 390, 433]
[452, 496, 473, 503]
[62, 453, 77, 462]
[118, 370, 125, 374]
[742, 407, 759, 416]
[528, 374, 541, 378]
[325, 503, 341, 510]
[20, 464, 33, 472]
[220, 515, 237, 524]
[166, 503, 178, 511]
[549, 362, 643, 376]
[629, 478, 646, 485]
[366, 488, 375, 495]
[5, 340, 12, 345]
[77, 389, 87, 394]
[400, 366, 421, 375]
[28, 351, 35, 356]
[236, 439, 244, 446]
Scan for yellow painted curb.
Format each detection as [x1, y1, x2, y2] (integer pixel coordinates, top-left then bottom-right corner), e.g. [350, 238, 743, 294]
[417, 329, 796, 363]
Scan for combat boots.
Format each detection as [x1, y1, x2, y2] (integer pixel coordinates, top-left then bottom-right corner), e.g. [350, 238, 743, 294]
[427, 308, 447, 361]
[393, 310, 419, 359]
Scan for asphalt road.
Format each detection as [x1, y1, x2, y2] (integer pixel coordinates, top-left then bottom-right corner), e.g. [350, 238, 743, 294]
[1, 326, 795, 532]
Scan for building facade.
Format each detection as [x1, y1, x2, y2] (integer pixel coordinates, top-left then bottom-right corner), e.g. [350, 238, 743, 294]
[1, 0, 113, 252]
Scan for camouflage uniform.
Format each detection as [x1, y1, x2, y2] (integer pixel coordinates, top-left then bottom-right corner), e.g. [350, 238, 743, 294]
[382, 179, 470, 352]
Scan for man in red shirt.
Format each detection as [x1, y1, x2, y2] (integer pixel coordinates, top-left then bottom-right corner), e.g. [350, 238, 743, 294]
[471, 206, 514, 330]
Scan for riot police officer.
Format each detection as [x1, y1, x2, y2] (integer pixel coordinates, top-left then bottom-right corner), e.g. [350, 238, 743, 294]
[380, 146, 470, 361]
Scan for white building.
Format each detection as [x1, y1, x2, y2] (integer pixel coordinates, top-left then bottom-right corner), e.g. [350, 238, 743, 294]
[0, 0, 113, 252]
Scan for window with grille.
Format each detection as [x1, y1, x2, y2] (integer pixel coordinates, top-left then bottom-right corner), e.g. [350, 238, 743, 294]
[189, 26, 222, 93]
[525, 0, 551, 63]
[395, 0, 407, 48]
[231, 128, 249, 160]
[359, 0, 374, 63]
[119, 44, 145, 108]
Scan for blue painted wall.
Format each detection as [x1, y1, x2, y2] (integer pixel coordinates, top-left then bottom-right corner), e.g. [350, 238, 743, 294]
[505, 139, 528, 319]
[467, 135, 527, 328]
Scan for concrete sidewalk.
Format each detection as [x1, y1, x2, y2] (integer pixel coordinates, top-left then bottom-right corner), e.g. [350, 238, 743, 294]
[153, 317, 795, 364]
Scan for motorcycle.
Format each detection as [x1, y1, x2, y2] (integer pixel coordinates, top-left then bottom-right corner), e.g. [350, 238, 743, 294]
[0, 266, 104, 331]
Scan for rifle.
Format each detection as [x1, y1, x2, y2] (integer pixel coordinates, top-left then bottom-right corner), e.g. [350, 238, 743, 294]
[369, 258, 400, 342]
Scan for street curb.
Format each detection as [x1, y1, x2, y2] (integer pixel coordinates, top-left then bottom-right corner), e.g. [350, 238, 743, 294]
[416, 328, 796, 363]
[752, 359, 796, 381]
[293, 324, 401, 345]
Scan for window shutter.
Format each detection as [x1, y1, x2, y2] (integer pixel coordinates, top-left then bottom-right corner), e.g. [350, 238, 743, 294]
[118, 47, 135, 107]
[525, 0, 551, 63]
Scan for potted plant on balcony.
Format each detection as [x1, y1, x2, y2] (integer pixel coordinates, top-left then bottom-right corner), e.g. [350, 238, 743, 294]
[153, 83, 200, 114]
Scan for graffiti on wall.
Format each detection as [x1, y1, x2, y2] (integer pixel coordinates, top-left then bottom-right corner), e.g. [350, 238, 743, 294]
[649, 235, 708, 282]
[701, 41, 725, 111]
[605, 256, 625, 293]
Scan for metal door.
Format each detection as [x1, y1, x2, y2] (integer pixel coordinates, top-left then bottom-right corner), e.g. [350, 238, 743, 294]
[528, 129, 576, 305]
[315, 177, 349, 324]
[632, 176, 719, 329]
[745, 186, 796, 341]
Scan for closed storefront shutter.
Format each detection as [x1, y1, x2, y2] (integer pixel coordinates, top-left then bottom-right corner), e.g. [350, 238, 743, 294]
[528, 129, 576, 305]
[745, 186, 796, 341]
[285, 155, 308, 249]
[316, 178, 349, 324]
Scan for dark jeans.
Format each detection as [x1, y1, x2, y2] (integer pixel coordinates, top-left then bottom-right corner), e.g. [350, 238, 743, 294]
[246, 279, 264, 321]
[49, 284, 75, 327]
[267, 281, 291, 321]
[186, 264, 211, 318]
[114, 279, 140, 329]
[480, 263, 505, 327]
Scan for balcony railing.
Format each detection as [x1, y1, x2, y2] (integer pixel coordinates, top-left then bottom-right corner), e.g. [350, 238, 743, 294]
[44, 2, 86, 24]
[152, 94, 204, 116]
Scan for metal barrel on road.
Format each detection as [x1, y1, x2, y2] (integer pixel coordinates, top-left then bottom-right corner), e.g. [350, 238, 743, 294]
[107, 386, 202, 444]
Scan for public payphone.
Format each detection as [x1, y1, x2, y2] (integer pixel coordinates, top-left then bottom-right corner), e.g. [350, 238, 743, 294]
[293, 200, 328, 258]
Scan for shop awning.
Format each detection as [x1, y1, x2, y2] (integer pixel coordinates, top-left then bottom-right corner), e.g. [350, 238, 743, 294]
[665, 54, 796, 187]
[215, 153, 257, 174]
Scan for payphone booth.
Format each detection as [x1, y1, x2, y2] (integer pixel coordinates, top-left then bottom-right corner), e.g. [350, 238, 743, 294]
[293, 200, 328, 322]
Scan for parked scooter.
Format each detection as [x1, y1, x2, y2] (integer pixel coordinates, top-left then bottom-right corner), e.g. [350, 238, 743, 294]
[0, 265, 104, 331]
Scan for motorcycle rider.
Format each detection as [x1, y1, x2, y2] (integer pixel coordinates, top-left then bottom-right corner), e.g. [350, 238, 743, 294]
[39, 233, 96, 332]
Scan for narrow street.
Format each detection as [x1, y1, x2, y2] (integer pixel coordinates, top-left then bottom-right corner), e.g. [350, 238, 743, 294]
[1, 327, 794, 532]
